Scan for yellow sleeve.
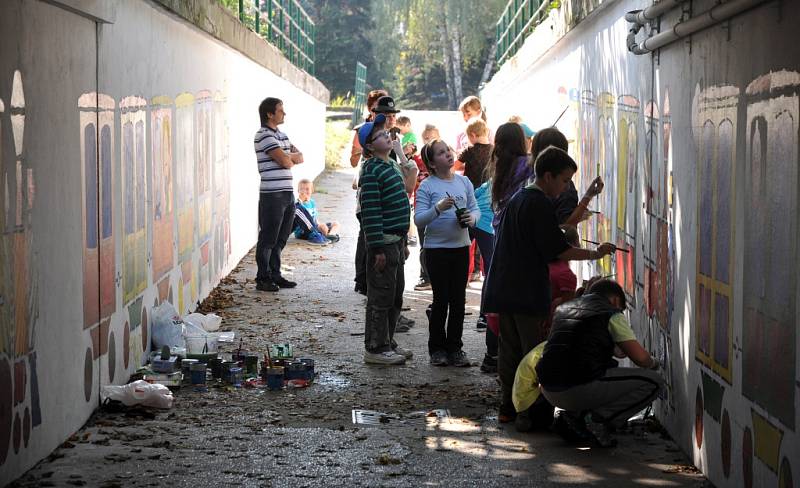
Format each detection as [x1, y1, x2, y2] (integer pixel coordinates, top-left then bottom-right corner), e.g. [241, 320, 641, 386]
[608, 313, 636, 343]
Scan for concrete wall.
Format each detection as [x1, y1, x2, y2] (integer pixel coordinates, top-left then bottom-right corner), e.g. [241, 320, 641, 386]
[0, 0, 328, 482]
[482, 1, 798, 487]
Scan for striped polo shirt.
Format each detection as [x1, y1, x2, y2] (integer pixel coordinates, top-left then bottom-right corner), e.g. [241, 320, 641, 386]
[359, 156, 410, 249]
[254, 125, 294, 193]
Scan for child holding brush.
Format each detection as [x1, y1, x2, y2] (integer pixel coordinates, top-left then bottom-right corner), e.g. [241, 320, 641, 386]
[415, 139, 480, 367]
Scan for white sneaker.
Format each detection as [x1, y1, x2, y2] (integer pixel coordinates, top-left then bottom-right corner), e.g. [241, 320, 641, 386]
[364, 350, 406, 365]
[393, 345, 413, 359]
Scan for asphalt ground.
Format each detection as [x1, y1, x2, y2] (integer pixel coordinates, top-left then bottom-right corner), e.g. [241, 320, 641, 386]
[9, 168, 709, 488]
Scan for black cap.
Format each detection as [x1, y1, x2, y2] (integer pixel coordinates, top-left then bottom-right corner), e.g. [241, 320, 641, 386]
[373, 96, 400, 114]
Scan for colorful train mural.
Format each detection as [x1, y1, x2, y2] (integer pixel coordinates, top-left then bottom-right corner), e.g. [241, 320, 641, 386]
[495, 67, 798, 487]
[0, 70, 41, 469]
[75, 88, 232, 417]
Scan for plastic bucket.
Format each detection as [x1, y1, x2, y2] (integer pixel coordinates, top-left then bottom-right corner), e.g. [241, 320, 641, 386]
[185, 334, 218, 354]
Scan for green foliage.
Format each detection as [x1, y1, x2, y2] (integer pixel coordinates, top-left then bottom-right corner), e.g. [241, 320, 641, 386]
[325, 120, 353, 170]
[312, 0, 374, 98]
[329, 95, 355, 108]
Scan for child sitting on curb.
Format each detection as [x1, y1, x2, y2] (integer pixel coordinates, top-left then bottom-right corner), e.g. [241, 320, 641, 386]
[293, 179, 340, 245]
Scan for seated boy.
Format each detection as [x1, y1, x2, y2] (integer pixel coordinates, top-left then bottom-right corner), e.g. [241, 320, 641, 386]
[536, 279, 664, 447]
[293, 178, 340, 245]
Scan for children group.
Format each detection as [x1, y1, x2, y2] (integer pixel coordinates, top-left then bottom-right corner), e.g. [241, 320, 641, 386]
[254, 92, 665, 447]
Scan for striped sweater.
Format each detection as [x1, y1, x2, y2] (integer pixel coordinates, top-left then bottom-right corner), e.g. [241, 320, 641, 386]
[359, 156, 410, 249]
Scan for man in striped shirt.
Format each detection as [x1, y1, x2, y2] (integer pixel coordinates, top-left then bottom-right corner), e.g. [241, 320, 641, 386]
[253, 97, 304, 292]
[358, 114, 414, 365]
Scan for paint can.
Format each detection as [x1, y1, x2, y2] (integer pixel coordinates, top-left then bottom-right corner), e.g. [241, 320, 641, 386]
[225, 366, 243, 386]
[266, 367, 284, 391]
[208, 357, 223, 379]
[181, 359, 199, 382]
[285, 360, 307, 381]
[232, 350, 249, 364]
[190, 363, 206, 385]
[298, 358, 315, 381]
[244, 354, 259, 376]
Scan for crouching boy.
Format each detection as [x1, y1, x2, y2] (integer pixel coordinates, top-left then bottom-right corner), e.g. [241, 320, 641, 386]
[536, 279, 664, 447]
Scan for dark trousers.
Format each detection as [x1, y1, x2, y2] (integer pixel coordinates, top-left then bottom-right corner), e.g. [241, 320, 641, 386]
[425, 246, 469, 354]
[256, 191, 295, 283]
[473, 228, 497, 356]
[418, 225, 428, 282]
[354, 222, 367, 288]
[498, 313, 548, 410]
[365, 241, 405, 353]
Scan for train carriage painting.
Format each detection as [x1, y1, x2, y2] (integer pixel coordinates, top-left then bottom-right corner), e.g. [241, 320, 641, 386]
[195, 90, 213, 295]
[150, 96, 174, 304]
[175, 93, 196, 315]
[78, 93, 116, 377]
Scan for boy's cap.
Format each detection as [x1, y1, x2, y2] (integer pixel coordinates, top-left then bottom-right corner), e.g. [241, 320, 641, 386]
[358, 113, 386, 147]
[373, 96, 400, 114]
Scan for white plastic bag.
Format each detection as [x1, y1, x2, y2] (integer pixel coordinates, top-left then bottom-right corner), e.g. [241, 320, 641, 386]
[151, 302, 185, 349]
[185, 312, 222, 332]
[102, 380, 174, 409]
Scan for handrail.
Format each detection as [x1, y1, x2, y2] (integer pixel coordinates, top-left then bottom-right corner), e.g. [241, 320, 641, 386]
[495, 0, 553, 67]
[224, 0, 315, 75]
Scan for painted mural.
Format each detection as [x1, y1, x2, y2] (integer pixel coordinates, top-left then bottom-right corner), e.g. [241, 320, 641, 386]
[77, 89, 233, 405]
[542, 72, 798, 488]
[0, 70, 41, 467]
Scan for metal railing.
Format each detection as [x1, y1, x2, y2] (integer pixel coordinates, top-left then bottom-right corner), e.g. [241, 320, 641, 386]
[495, 0, 552, 67]
[226, 0, 315, 75]
[351, 62, 367, 127]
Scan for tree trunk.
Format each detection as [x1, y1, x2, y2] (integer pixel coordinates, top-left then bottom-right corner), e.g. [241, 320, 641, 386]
[448, 17, 464, 104]
[479, 41, 497, 87]
[438, 21, 455, 109]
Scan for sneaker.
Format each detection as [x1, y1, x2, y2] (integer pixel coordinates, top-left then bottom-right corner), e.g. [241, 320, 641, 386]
[398, 315, 415, 328]
[326, 234, 340, 243]
[469, 271, 482, 283]
[586, 419, 618, 448]
[553, 411, 593, 443]
[305, 231, 329, 246]
[480, 354, 498, 373]
[515, 410, 534, 432]
[364, 350, 406, 365]
[256, 280, 279, 292]
[393, 345, 413, 359]
[447, 350, 471, 367]
[274, 277, 297, 288]
[476, 315, 487, 329]
[414, 279, 431, 291]
[498, 403, 517, 423]
[429, 350, 448, 366]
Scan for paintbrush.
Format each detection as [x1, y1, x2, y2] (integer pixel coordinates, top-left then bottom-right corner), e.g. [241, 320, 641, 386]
[582, 238, 631, 253]
[552, 105, 569, 126]
[445, 192, 461, 210]
[265, 348, 272, 369]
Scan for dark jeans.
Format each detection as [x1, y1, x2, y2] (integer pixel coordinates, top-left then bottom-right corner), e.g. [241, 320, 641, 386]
[365, 241, 405, 353]
[418, 225, 428, 282]
[498, 313, 548, 410]
[256, 191, 295, 283]
[473, 228, 497, 356]
[293, 201, 317, 238]
[354, 220, 367, 289]
[425, 246, 469, 354]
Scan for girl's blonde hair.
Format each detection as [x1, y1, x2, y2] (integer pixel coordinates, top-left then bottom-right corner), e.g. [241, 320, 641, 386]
[421, 124, 441, 144]
[459, 96, 487, 122]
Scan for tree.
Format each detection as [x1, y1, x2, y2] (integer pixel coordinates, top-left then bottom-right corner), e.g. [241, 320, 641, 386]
[311, 0, 375, 99]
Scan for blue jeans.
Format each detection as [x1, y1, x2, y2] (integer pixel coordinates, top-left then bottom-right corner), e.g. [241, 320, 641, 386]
[256, 191, 295, 283]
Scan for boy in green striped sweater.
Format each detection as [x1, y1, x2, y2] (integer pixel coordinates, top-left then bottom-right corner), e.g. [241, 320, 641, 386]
[358, 114, 414, 365]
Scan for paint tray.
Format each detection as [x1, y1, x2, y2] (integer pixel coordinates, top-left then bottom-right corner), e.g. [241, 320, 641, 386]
[144, 372, 182, 387]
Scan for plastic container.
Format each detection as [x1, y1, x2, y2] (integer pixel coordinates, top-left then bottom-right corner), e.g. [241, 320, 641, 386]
[266, 367, 284, 390]
[298, 358, 315, 381]
[244, 354, 259, 376]
[181, 359, 199, 382]
[185, 334, 218, 354]
[285, 360, 306, 381]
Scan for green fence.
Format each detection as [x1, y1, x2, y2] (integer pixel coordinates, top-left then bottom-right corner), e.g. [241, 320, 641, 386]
[225, 0, 315, 75]
[495, 0, 552, 67]
[351, 62, 368, 128]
